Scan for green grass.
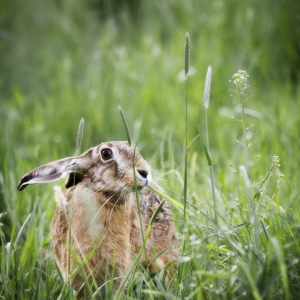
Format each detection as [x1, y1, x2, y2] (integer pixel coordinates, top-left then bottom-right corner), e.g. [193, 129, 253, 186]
[1, 0, 300, 298]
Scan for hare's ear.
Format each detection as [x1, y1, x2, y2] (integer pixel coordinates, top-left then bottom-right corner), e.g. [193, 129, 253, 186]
[17, 157, 87, 191]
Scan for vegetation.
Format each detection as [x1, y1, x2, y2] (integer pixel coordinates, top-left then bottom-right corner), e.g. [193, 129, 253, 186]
[1, 0, 300, 298]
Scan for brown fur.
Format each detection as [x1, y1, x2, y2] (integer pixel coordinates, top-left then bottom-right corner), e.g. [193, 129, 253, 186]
[18, 141, 178, 297]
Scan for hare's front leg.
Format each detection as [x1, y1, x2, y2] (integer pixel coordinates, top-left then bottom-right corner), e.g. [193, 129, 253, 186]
[51, 206, 69, 279]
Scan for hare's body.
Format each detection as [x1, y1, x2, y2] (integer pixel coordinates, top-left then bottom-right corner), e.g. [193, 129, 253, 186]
[18, 141, 178, 295]
[52, 181, 177, 293]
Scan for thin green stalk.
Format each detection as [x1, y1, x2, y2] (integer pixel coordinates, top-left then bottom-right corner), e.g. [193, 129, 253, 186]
[131, 197, 166, 280]
[205, 109, 209, 153]
[68, 119, 85, 288]
[118, 108, 149, 285]
[231, 70, 259, 257]
[203, 65, 219, 269]
[179, 33, 189, 291]
[179, 77, 188, 285]
[184, 78, 188, 230]
[205, 110, 219, 269]
[209, 166, 219, 264]
[132, 147, 148, 268]
[238, 84, 256, 270]
[239, 85, 259, 257]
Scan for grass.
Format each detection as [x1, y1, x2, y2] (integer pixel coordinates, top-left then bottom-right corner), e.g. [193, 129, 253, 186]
[1, 0, 300, 298]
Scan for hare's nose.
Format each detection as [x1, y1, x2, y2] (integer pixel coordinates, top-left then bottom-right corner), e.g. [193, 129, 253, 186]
[137, 169, 148, 179]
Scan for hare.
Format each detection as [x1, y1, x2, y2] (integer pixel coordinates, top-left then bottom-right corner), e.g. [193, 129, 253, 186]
[18, 141, 178, 297]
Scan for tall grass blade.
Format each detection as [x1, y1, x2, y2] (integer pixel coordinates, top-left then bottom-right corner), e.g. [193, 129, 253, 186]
[34, 277, 40, 300]
[155, 278, 167, 300]
[15, 213, 32, 248]
[148, 243, 175, 267]
[186, 134, 200, 149]
[179, 32, 190, 291]
[237, 261, 262, 300]
[5, 242, 11, 277]
[239, 165, 251, 189]
[260, 219, 269, 242]
[144, 199, 165, 241]
[183, 150, 188, 224]
[147, 185, 192, 220]
[68, 118, 85, 283]
[260, 258, 298, 298]
[198, 130, 211, 166]
[132, 146, 148, 266]
[130, 197, 167, 287]
[76, 118, 84, 156]
[119, 106, 132, 147]
[200, 131, 218, 272]
[271, 237, 290, 299]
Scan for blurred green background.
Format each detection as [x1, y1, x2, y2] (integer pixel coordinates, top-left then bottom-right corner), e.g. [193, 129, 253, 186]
[1, 0, 300, 235]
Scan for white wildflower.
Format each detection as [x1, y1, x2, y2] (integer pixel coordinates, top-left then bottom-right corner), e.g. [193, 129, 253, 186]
[229, 70, 249, 91]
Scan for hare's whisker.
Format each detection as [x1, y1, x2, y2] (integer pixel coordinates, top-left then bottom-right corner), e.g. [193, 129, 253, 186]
[91, 192, 117, 223]
[91, 186, 125, 224]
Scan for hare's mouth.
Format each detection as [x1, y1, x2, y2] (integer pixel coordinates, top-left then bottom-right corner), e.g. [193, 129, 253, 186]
[130, 183, 147, 192]
[134, 178, 151, 191]
[125, 180, 149, 193]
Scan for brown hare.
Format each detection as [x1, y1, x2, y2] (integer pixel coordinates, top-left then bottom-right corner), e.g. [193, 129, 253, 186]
[18, 141, 178, 297]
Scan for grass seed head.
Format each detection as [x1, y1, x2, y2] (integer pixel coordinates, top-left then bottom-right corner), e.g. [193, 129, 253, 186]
[76, 118, 85, 156]
[53, 185, 67, 213]
[204, 65, 212, 109]
[184, 32, 190, 79]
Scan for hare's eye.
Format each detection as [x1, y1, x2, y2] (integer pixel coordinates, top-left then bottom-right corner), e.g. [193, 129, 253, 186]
[101, 149, 113, 160]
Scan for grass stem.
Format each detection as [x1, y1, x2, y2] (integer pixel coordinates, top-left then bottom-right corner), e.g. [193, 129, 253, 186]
[203, 66, 219, 269]
[179, 33, 190, 291]
[239, 84, 259, 257]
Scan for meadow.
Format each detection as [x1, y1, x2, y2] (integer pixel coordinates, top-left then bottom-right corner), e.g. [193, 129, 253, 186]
[1, 0, 300, 298]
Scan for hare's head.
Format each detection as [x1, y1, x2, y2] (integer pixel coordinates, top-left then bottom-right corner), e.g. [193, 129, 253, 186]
[17, 141, 152, 195]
